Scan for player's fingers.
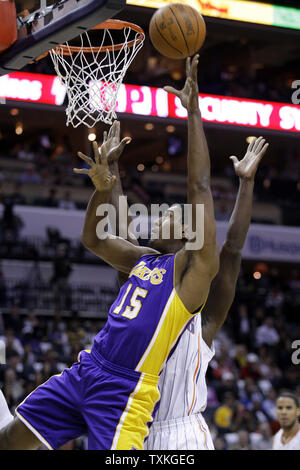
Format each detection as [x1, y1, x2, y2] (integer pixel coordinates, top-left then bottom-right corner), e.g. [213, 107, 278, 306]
[118, 137, 132, 154]
[257, 143, 269, 160]
[107, 123, 114, 139]
[252, 136, 264, 152]
[92, 141, 101, 164]
[111, 120, 119, 137]
[229, 155, 239, 166]
[103, 131, 108, 143]
[77, 151, 93, 165]
[100, 144, 109, 167]
[191, 54, 199, 79]
[115, 120, 121, 141]
[247, 137, 257, 152]
[186, 57, 191, 76]
[254, 137, 266, 155]
[73, 168, 90, 175]
[163, 86, 180, 97]
[111, 175, 117, 187]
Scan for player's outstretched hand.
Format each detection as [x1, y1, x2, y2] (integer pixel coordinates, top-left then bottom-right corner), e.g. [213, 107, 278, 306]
[230, 136, 269, 181]
[101, 120, 132, 165]
[163, 54, 199, 114]
[73, 141, 117, 194]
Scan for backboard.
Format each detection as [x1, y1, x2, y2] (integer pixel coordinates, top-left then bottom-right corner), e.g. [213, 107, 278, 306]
[0, 0, 126, 77]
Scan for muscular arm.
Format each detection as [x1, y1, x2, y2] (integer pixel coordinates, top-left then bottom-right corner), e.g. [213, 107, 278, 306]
[169, 57, 218, 312]
[109, 160, 140, 286]
[202, 137, 269, 347]
[76, 133, 157, 274]
[81, 188, 153, 273]
[110, 161, 139, 248]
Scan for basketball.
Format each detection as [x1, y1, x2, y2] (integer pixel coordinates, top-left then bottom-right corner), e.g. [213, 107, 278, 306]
[149, 3, 206, 60]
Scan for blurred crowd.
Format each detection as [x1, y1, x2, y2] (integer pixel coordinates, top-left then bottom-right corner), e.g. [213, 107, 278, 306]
[1, 131, 300, 227]
[0, 264, 299, 450]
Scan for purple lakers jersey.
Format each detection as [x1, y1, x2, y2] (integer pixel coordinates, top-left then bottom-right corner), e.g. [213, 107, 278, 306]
[92, 254, 195, 376]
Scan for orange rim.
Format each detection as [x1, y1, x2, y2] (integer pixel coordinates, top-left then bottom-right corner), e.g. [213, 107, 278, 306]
[52, 19, 145, 55]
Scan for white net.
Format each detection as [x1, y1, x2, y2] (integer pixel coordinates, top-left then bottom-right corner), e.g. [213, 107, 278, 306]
[49, 23, 145, 128]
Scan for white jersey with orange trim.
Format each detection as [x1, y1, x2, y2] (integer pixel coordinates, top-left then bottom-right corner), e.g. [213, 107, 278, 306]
[0, 389, 14, 430]
[272, 428, 300, 450]
[144, 314, 215, 450]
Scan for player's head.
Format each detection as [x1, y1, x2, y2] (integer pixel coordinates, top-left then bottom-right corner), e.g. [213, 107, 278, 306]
[149, 203, 189, 254]
[276, 392, 300, 430]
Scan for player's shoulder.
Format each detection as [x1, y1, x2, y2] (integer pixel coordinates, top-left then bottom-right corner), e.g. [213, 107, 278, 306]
[272, 428, 282, 449]
[273, 428, 282, 439]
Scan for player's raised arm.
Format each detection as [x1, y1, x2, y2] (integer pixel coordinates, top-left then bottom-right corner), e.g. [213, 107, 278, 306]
[74, 128, 157, 274]
[106, 121, 139, 248]
[202, 137, 269, 347]
[105, 121, 140, 286]
[165, 55, 219, 312]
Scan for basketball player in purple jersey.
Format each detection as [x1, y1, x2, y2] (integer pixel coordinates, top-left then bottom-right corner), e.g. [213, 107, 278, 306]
[0, 55, 219, 450]
[84, 61, 268, 449]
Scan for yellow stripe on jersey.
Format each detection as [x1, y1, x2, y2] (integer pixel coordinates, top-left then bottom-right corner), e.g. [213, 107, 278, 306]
[111, 373, 160, 450]
[135, 289, 200, 376]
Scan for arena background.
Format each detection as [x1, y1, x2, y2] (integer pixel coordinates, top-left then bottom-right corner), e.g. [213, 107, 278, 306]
[0, 0, 300, 450]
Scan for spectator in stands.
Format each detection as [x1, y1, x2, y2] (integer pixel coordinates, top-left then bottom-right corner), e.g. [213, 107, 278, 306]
[214, 435, 228, 450]
[252, 422, 273, 450]
[236, 304, 252, 348]
[58, 191, 76, 210]
[16, 144, 36, 162]
[3, 306, 22, 335]
[230, 429, 253, 450]
[216, 372, 239, 402]
[1, 329, 24, 359]
[231, 403, 258, 433]
[9, 183, 26, 206]
[19, 163, 42, 184]
[50, 244, 72, 312]
[234, 344, 248, 371]
[2, 367, 24, 409]
[240, 354, 262, 381]
[214, 392, 237, 434]
[261, 388, 278, 422]
[44, 188, 58, 208]
[0, 198, 24, 244]
[255, 317, 280, 348]
[0, 268, 7, 308]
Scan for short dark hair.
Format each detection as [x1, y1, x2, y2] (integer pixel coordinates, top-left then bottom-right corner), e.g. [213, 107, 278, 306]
[277, 392, 299, 408]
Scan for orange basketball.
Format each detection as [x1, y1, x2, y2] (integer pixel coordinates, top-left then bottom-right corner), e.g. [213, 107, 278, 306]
[149, 3, 206, 60]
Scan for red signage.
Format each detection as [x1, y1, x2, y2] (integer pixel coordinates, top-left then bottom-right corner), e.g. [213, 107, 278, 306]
[0, 71, 66, 105]
[115, 83, 300, 133]
[0, 71, 299, 133]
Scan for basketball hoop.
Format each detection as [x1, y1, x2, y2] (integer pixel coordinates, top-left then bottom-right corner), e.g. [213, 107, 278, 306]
[49, 19, 145, 128]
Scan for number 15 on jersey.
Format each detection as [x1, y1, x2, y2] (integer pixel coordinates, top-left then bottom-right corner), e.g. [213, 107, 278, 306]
[113, 283, 148, 320]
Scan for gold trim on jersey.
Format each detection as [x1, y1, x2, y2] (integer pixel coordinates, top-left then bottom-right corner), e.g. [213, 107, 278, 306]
[135, 288, 196, 375]
[110, 373, 160, 450]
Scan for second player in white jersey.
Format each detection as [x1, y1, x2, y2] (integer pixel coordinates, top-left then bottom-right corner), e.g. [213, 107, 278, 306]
[272, 428, 300, 450]
[143, 132, 269, 449]
[155, 315, 214, 421]
[272, 393, 300, 450]
[144, 314, 214, 450]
